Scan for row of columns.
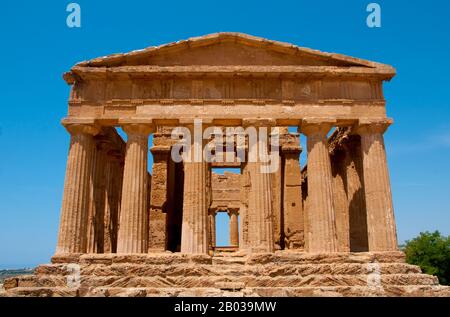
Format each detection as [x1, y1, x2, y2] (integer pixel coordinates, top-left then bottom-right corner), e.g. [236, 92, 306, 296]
[56, 124, 152, 254]
[208, 209, 239, 249]
[301, 119, 398, 252]
[56, 118, 397, 255]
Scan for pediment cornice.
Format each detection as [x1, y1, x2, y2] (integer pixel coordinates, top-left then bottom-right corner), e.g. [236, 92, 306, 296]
[64, 33, 395, 84]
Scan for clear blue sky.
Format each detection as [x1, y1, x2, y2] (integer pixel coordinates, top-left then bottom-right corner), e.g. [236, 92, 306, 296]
[0, 1, 449, 268]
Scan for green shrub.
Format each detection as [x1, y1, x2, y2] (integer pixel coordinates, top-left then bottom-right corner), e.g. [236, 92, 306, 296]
[403, 231, 450, 285]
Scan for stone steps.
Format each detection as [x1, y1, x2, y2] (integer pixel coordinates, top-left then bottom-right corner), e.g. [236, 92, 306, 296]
[5, 285, 450, 297]
[7, 272, 438, 289]
[50, 251, 407, 265]
[35, 262, 422, 277]
[2, 252, 449, 297]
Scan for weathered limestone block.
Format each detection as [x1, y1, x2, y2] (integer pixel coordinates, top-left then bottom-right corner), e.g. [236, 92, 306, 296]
[281, 132, 304, 249]
[210, 172, 241, 212]
[149, 145, 171, 252]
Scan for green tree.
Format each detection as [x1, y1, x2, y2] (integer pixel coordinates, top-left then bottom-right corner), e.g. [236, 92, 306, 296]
[403, 231, 450, 285]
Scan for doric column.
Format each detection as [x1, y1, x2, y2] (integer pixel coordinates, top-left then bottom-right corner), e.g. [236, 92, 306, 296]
[330, 148, 350, 252]
[117, 124, 153, 253]
[103, 150, 124, 253]
[228, 209, 239, 247]
[344, 135, 368, 252]
[208, 209, 217, 249]
[239, 161, 250, 250]
[245, 119, 275, 253]
[181, 124, 210, 254]
[301, 119, 338, 253]
[355, 119, 398, 251]
[56, 123, 100, 254]
[86, 142, 108, 254]
[271, 128, 285, 250]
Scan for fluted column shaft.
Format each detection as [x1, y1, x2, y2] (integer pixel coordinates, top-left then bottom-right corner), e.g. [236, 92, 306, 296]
[103, 153, 124, 253]
[357, 121, 398, 251]
[117, 124, 152, 253]
[209, 210, 216, 249]
[181, 127, 210, 254]
[228, 210, 239, 247]
[103, 159, 114, 253]
[302, 121, 338, 253]
[344, 136, 368, 252]
[239, 162, 250, 250]
[56, 124, 99, 254]
[86, 146, 108, 253]
[246, 125, 274, 253]
[331, 150, 350, 252]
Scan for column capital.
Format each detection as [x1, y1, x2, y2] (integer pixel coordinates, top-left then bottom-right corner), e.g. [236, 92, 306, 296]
[227, 208, 239, 217]
[64, 123, 100, 136]
[354, 118, 393, 135]
[121, 124, 154, 136]
[209, 208, 218, 216]
[301, 118, 336, 136]
[281, 146, 302, 155]
[353, 118, 394, 135]
[280, 133, 302, 154]
[150, 145, 171, 155]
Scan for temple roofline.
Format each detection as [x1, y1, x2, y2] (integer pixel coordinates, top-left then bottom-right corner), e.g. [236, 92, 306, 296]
[64, 32, 395, 82]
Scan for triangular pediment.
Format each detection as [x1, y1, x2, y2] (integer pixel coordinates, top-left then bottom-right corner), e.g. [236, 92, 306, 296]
[75, 33, 390, 69]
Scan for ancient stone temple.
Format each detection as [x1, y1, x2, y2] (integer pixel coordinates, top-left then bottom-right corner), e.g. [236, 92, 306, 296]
[2, 33, 449, 297]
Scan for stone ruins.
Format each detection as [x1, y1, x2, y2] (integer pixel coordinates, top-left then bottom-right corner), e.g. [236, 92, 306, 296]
[2, 33, 449, 297]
